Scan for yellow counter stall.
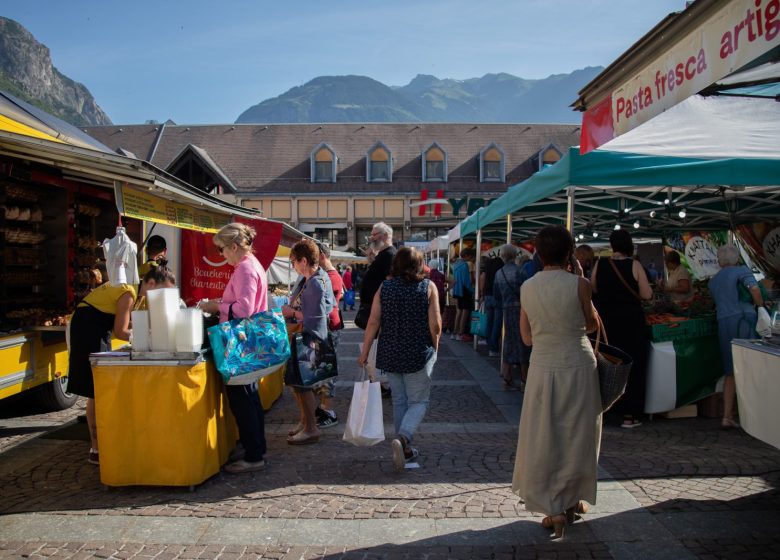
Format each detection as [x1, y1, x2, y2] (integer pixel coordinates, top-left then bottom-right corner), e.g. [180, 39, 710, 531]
[91, 352, 285, 487]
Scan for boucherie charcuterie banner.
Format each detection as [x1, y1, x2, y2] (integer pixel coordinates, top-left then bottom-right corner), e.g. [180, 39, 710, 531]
[180, 218, 282, 306]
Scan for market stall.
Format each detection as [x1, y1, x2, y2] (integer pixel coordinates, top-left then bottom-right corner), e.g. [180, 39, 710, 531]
[92, 354, 238, 487]
[0, 105, 306, 486]
[448, 142, 780, 414]
[565, 0, 780, 419]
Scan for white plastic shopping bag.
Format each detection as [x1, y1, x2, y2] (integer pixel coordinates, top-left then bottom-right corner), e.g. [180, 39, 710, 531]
[343, 379, 385, 447]
[358, 340, 386, 381]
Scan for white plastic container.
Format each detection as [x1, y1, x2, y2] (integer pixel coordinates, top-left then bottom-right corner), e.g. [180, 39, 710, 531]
[131, 310, 151, 351]
[175, 308, 204, 353]
[147, 288, 180, 352]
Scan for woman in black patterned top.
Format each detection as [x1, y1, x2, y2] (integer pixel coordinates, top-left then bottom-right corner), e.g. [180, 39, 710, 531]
[358, 247, 442, 471]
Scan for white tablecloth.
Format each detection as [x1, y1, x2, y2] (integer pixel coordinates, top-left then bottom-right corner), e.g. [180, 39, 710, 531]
[732, 339, 780, 450]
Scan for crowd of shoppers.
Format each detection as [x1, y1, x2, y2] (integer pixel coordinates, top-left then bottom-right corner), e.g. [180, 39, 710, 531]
[69, 215, 770, 542]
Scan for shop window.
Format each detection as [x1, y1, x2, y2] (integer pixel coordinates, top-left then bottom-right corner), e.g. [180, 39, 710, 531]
[311, 143, 337, 183]
[367, 143, 392, 182]
[422, 144, 447, 182]
[480, 144, 505, 182]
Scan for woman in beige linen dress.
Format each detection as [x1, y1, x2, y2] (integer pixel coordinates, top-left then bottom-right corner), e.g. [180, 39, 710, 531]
[511, 225, 602, 539]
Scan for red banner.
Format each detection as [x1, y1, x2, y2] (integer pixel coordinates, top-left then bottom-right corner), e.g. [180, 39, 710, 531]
[434, 189, 443, 217]
[180, 218, 282, 306]
[580, 95, 614, 154]
[418, 189, 429, 216]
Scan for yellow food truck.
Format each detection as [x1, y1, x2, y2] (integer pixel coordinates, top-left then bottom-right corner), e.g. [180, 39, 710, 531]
[0, 101, 296, 411]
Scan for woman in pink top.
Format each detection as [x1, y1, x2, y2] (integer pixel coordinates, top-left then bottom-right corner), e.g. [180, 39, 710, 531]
[200, 222, 268, 473]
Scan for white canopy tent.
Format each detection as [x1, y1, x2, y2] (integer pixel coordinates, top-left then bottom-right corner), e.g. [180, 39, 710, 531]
[601, 94, 780, 160]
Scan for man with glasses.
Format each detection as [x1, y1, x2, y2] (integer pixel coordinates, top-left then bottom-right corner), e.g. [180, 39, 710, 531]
[357, 222, 396, 398]
[358, 222, 396, 322]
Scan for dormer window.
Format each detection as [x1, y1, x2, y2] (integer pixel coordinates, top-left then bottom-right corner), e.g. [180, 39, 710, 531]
[367, 142, 392, 182]
[539, 144, 562, 171]
[480, 143, 505, 182]
[422, 143, 447, 182]
[311, 143, 337, 183]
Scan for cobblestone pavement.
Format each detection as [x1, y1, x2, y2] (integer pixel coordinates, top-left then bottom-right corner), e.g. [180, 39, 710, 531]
[1, 313, 779, 559]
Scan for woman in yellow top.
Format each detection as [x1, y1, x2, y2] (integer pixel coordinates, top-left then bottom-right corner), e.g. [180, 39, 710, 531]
[67, 263, 176, 465]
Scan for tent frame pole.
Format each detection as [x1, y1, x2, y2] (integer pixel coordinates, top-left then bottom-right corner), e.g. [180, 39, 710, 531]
[473, 228, 482, 351]
[566, 187, 576, 232]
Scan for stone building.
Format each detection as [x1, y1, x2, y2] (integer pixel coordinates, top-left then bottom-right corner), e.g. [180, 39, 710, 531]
[84, 123, 581, 250]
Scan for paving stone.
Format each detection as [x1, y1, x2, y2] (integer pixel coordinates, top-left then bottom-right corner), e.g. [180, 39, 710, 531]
[1, 330, 780, 559]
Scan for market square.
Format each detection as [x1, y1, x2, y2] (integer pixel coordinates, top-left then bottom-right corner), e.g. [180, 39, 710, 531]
[1, 0, 780, 558]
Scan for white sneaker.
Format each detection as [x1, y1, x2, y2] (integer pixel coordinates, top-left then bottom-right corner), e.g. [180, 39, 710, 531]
[391, 438, 405, 471]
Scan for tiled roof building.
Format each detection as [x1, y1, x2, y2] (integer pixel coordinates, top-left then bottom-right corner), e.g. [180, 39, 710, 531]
[84, 122, 580, 249]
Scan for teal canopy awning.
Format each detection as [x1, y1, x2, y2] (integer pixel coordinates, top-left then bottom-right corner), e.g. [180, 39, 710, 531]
[459, 147, 780, 239]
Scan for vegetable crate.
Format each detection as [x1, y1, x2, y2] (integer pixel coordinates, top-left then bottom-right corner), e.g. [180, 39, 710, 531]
[649, 316, 717, 343]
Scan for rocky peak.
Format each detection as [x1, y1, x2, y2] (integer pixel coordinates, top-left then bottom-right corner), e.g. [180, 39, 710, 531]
[0, 16, 112, 126]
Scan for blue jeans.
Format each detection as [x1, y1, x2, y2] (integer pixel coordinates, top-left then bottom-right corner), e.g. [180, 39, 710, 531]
[225, 382, 267, 462]
[484, 295, 502, 353]
[385, 353, 436, 444]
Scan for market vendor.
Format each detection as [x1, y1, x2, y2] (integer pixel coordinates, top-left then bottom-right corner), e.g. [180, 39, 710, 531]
[661, 251, 694, 304]
[138, 235, 167, 279]
[67, 263, 177, 466]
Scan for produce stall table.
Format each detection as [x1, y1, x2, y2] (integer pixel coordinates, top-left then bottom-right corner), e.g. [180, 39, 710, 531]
[732, 339, 780, 450]
[92, 354, 240, 487]
[645, 317, 723, 414]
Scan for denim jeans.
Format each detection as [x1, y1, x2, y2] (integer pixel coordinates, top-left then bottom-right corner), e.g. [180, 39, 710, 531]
[385, 353, 436, 444]
[484, 295, 502, 353]
[225, 382, 267, 462]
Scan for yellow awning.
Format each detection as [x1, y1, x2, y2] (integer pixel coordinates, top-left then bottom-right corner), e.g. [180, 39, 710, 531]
[0, 115, 62, 143]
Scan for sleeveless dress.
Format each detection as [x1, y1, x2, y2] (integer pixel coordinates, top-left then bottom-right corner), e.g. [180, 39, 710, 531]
[593, 258, 648, 416]
[512, 270, 601, 515]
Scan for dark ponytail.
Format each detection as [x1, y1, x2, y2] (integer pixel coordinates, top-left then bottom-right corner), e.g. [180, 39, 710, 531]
[143, 258, 176, 286]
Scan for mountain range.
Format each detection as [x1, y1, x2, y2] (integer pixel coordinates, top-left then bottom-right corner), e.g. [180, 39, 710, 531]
[0, 15, 601, 127]
[235, 69, 603, 125]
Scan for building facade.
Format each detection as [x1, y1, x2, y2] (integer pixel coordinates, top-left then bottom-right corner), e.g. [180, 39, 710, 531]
[84, 123, 581, 251]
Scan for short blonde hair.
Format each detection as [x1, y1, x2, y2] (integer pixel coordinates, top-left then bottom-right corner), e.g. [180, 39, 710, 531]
[214, 222, 256, 250]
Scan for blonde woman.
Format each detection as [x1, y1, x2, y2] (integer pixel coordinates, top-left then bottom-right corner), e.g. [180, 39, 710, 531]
[200, 222, 269, 473]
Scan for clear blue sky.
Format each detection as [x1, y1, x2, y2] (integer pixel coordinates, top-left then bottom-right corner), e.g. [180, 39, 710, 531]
[3, 0, 685, 125]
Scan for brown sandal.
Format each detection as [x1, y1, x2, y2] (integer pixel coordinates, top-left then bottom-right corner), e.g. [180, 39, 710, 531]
[288, 423, 304, 437]
[286, 432, 320, 445]
[541, 514, 567, 538]
[565, 501, 589, 524]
